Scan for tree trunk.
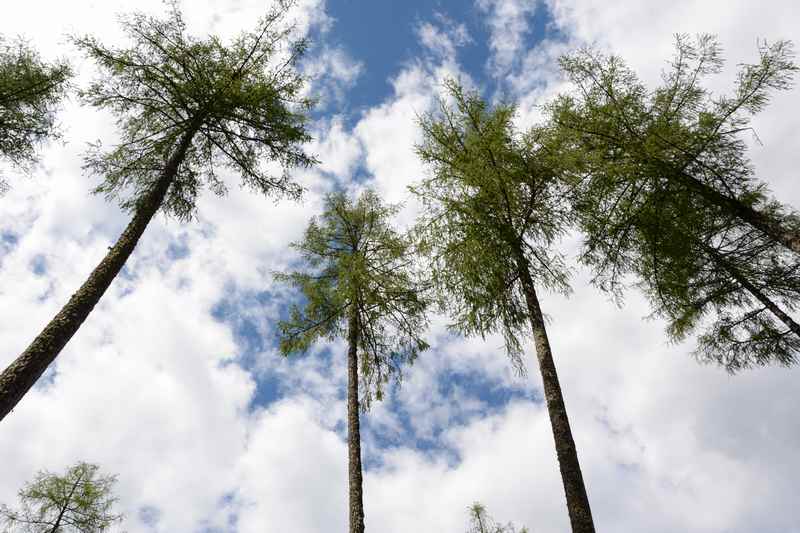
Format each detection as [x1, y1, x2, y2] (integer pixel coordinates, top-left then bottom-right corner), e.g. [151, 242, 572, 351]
[346, 307, 365, 533]
[681, 170, 800, 255]
[0, 126, 199, 422]
[516, 256, 595, 533]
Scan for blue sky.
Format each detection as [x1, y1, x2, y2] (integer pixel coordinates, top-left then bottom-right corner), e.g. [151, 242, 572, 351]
[1, 1, 799, 532]
[323, 1, 495, 110]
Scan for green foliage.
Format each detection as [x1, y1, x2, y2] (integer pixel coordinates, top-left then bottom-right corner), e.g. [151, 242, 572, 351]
[549, 35, 800, 369]
[634, 183, 800, 369]
[276, 189, 429, 407]
[413, 79, 571, 371]
[465, 502, 528, 533]
[0, 35, 71, 191]
[0, 462, 123, 532]
[72, 0, 316, 220]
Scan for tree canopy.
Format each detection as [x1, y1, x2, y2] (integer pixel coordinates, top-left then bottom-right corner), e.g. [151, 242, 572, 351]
[72, 0, 317, 220]
[553, 34, 799, 254]
[0, 35, 71, 192]
[277, 189, 429, 407]
[0, 462, 123, 532]
[413, 79, 571, 370]
[549, 35, 800, 369]
[464, 502, 529, 533]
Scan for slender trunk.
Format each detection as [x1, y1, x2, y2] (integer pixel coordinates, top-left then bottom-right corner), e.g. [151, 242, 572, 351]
[681, 171, 800, 255]
[706, 246, 800, 337]
[346, 307, 365, 533]
[516, 255, 595, 533]
[0, 125, 199, 422]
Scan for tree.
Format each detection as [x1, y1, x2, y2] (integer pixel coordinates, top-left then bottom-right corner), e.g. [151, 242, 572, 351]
[0, 462, 123, 532]
[0, 0, 316, 422]
[0, 35, 71, 193]
[276, 190, 429, 533]
[465, 502, 528, 533]
[413, 80, 595, 532]
[552, 34, 800, 254]
[548, 35, 800, 369]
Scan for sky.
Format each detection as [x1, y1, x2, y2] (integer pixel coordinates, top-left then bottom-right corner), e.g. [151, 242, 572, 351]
[1, 0, 799, 532]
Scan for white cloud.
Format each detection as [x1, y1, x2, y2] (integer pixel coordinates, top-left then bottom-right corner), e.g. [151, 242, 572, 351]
[417, 14, 472, 61]
[302, 46, 364, 109]
[477, 0, 538, 78]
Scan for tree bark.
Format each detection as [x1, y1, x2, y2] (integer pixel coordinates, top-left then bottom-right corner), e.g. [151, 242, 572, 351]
[0, 125, 199, 422]
[681, 171, 800, 255]
[516, 256, 595, 533]
[346, 306, 365, 533]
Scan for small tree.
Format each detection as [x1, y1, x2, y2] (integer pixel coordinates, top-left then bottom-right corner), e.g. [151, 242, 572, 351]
[0, 1, 316, 422]
[0, 35, 71, 192]
[277, 190, 429, 533]
[465, 502, 528, 533]
[0, 462, 123, 532]
[549, 35, 800, 369]
[413, 80, 595, 532]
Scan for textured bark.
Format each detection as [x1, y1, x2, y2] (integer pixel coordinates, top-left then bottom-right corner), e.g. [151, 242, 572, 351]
[516, 256, 595, 533]
[682, 171, 800, 255]
[0, 125, 199, 422]
[346, 307, 365, 533]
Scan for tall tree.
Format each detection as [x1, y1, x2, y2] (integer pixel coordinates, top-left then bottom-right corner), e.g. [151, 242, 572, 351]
[0, 462, 123, 532]
[464, 502, 528, 533]
[0, 0, 316, 422]
[413, 80, 595, 533]
[548, 35, 800, 369]
[276, 190, 429, 533]
[0, 35, 71, 192]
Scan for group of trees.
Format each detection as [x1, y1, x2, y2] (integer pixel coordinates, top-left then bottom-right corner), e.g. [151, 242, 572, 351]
[1, 2, 798, 532]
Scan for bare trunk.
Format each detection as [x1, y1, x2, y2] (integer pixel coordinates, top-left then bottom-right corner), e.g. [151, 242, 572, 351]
[347, 307, 365, 533]
[516, 256, 595, 533]
[0, 126, 198, 422]
[682, 171, 800, 255]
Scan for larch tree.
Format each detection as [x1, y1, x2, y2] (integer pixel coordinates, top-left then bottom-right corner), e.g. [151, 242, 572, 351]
[413, 80, 594, 533]
[548, 35, 800, 369]
[0, 0, 316, 422]
[465, 502, 528, 533]
[0, 35, 71, 193]
[276, 190, 429, 533]
[0, 462, 123, 532]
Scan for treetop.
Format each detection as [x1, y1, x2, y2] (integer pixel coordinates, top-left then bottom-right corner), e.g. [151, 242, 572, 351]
[72, 0, 318, 220]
